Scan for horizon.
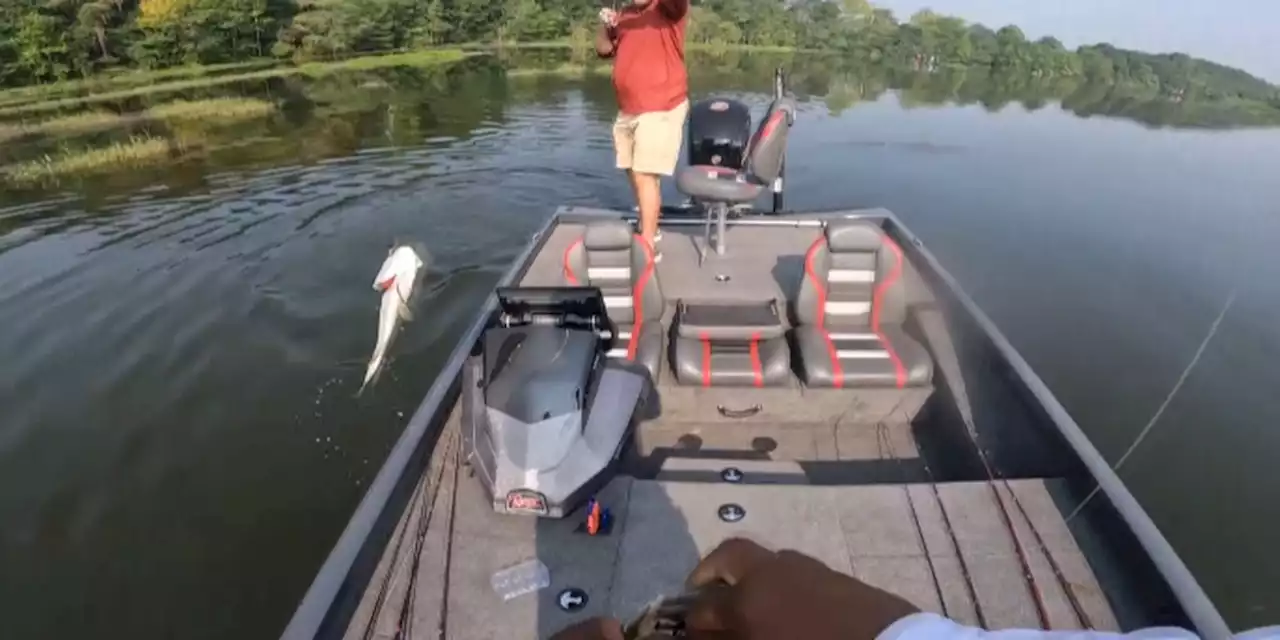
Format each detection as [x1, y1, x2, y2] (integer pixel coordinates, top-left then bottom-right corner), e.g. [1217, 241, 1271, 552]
[873, 0, 1280, 83]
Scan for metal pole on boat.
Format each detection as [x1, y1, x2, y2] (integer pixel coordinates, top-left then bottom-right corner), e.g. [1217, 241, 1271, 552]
[773, 158, 785, 213]
[772, 67, 787, 214]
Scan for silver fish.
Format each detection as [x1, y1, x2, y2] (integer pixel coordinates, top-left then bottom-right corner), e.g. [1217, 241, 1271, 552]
[361, 245, 425, 392]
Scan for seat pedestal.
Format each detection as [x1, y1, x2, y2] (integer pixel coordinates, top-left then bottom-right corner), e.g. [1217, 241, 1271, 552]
[699, 202, 730, 265]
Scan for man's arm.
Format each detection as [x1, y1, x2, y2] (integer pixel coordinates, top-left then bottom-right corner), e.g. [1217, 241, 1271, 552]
[594, 8, 618, 59]
[658, 0, 689, 21]
[595, 23, 617, 58]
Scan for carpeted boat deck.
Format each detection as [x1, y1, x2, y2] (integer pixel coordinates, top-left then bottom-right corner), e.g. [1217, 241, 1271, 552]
[344, 415, 1118, 640]
[340, 218, 1120, 639]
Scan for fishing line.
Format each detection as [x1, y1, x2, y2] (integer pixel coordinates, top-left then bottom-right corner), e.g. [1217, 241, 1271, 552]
[394, 430, 459, 640]
[356, 429, 457, 640]
[1065, 287, 1238, 524]
[876, 422, 951, 620]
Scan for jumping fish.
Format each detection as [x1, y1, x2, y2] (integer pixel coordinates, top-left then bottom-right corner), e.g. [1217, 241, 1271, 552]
[361, 245, 425, 392]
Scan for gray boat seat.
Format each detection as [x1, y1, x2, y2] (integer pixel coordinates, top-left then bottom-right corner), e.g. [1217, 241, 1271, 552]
[563, 221, 665, 382]
[676, 97, 796, 205]
[793, 222, 933, 388]
[671, 299, 793, 387]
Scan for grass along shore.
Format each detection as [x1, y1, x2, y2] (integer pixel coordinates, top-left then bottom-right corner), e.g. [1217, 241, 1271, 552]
[1, 98, 279, 186]
[0, 49, 471, 119]
[3, 136, 178, 185]
[504, 62, 613, 78]
[0, 61, 279, 111]
[0, 44, 796, 185]
[0, 42, 800, 116]
[0, 111, 124, 143]
[0, 98, 279, 145]
[147, 98, 277, 123]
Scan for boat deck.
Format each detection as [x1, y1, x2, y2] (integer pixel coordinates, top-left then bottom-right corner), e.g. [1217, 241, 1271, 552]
[344, 416, 1117, 639]
[340, 219, 1121, 639]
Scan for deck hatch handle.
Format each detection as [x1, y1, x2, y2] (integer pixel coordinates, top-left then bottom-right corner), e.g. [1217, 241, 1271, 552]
[717, 404, 762, 419]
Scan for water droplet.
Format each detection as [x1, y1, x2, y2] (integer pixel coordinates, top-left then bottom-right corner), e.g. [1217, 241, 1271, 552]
[315, 437, 321, 443]
[396, 411, 404, 418]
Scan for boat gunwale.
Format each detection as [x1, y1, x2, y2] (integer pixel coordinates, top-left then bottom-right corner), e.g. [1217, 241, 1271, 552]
[874, 213, 1230, 639]
[281, 205, 1229, 640]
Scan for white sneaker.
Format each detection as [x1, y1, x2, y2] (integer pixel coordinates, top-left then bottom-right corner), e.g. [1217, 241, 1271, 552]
[653, 250, 663, 263]
[654, 230, 663, 243]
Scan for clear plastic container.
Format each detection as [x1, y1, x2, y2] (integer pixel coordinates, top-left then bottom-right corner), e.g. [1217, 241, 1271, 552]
[490, 559, 551, 601]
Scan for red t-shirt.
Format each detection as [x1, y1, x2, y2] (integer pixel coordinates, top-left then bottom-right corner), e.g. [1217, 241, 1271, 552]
[606, 0, 689, 115]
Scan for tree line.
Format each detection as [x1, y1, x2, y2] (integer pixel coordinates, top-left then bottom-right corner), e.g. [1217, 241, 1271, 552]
[2, 0, 1278, 110]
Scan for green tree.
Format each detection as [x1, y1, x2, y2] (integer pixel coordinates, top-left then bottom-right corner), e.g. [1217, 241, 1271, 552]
[0, 0, 1277, 125]
[992, 25, 1028, 70]
[966, 24, 998, 66]
[15, 9, 77, 82]
[69, 0, 124, 63]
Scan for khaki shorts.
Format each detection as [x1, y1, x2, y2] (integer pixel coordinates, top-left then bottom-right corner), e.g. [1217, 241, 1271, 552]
[613, 100, 689, 176]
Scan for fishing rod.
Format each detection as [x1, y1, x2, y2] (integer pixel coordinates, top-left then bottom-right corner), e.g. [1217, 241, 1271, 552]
[1065, 287, 1238, 524]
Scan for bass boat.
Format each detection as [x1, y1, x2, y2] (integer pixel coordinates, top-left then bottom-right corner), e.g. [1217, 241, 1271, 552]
[282, 70, 1231, 640]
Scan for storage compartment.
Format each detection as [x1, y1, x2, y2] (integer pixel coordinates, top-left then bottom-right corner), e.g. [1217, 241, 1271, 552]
[669, 299, 793, 387]
[653, 385, 932, 426]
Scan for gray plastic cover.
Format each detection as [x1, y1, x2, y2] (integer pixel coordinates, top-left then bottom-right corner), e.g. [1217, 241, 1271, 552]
[486, 361, 645, 516]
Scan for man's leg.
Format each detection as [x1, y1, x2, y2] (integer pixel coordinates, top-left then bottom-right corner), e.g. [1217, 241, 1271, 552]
[628, 169, 662, 248]
[631, 101, 689, 255]
[614, 113, 658, 248]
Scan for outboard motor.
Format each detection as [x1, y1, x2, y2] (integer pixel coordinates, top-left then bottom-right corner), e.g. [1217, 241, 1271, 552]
[685, 68, 792, 214]
[461, 287, 648, 518]
[687, 98, 752, 170]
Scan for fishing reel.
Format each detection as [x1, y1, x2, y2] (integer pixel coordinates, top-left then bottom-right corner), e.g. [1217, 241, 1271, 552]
[622, 583, 729, 640]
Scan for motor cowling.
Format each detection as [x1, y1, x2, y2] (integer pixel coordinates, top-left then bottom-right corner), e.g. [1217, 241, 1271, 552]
[461, 287, 649, 519]
[687, 98, 752, 170]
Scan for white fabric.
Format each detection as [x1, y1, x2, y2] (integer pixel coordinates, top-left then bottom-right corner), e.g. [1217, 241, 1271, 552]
[828, 269, 876, 283]
[877, 612, 1280, 640]
[603, 295, 633, 308]
[825, 301, 871, 315]
[836, 350, 889, 359]
[827, 332, 880, 340]
[587, 266, 630, 279]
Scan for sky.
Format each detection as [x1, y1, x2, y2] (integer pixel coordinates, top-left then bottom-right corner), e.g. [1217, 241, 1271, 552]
[873, 0, 1280, 82]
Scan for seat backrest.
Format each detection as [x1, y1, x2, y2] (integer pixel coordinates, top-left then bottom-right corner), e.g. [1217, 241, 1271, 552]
[562, 221, 664, 325]
[743, 96, 796, 185]
[795, 222, 906, 330]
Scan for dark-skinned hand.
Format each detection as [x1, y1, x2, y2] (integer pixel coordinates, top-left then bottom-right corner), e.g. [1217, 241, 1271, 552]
[549, 537, 921, 640]
[682, 537, 920, 640]
[550, 616, 626, 640]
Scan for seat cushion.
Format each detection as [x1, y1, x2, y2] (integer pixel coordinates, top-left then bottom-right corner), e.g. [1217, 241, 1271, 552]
[607, 322, 663, 384]
[794, 325, 932, 388]
[563, 221, 664, 326]
[672, 335, 791, 387]
[675, 299, 785, 341]
[676, 165, 765, 204]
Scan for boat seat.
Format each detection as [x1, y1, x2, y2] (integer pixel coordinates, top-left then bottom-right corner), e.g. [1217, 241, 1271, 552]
[794, 222, 933, 388]
[563, 221, 664, 383]
[671, 299, 792, 387]
[676, 97, 796, 261]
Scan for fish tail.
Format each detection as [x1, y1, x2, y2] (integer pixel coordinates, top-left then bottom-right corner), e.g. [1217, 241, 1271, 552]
[359, 357, 383, 395]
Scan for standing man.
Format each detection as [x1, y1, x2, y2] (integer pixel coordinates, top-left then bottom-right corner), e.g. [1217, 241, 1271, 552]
[596, 0, 690, 261]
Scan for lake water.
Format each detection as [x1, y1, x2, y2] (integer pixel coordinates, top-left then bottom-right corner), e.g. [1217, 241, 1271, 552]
[1, 53, 1278, 638]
